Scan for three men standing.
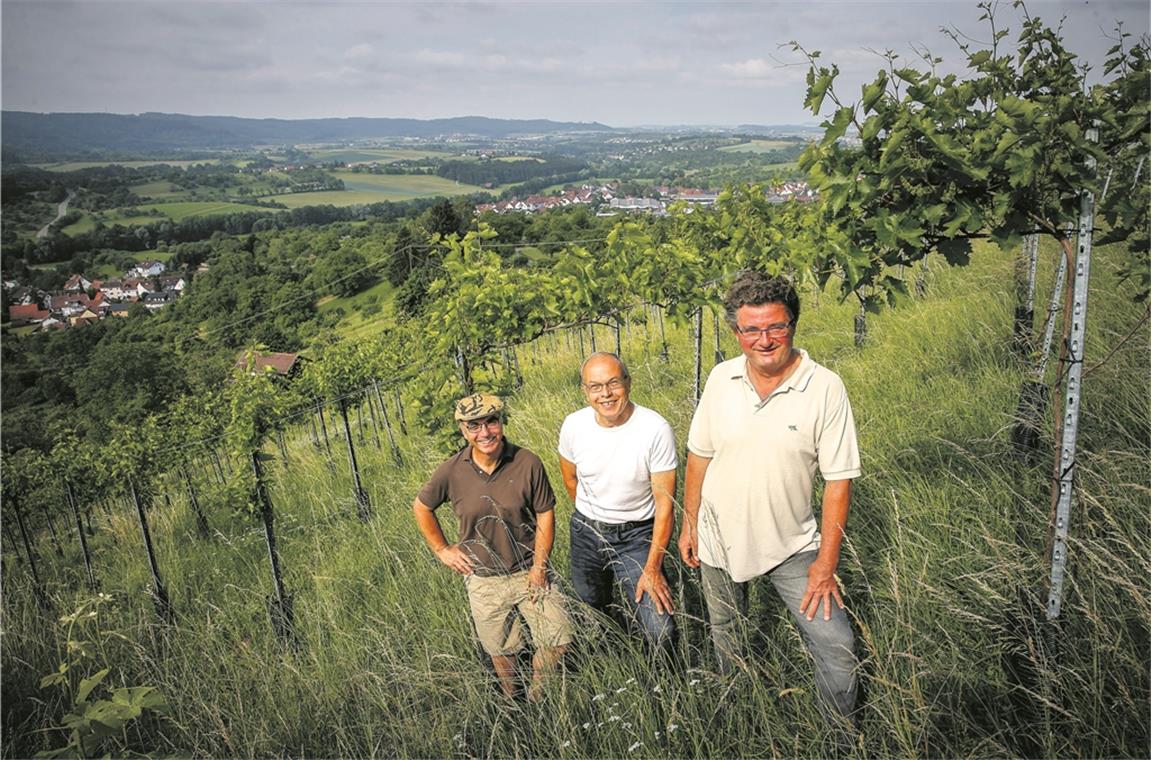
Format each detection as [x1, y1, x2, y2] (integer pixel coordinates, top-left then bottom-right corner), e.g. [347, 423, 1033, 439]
[558, 352, 678, 654]
[678, 270, 861, 718]
[413, 270, 860, 718]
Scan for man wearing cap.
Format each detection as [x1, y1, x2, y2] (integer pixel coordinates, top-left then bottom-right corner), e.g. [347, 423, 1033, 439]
[413, 392, 572, 701]
[677, 270, 861, 720]
[558, 352, 677, 655]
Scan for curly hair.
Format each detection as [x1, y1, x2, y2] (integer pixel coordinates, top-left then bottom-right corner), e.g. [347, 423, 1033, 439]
[722, 270, 801, 326]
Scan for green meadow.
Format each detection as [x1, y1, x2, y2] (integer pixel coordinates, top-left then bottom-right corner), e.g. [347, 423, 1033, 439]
[60, 202, 269, 235]
[718, 140, 799, 154]
[3, 237, 1146, 758]
[33, 160, 225, 172]
[260, 172, 488, 207]
[309, 148, 454, 163]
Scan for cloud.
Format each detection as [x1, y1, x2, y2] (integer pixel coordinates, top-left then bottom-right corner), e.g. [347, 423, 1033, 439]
[719, 58, 776, 79]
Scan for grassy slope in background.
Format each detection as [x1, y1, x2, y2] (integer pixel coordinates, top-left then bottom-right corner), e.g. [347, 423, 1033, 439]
[2, 238, 1147, 758]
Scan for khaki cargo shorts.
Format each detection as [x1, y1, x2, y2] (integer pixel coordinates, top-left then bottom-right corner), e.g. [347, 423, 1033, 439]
[464, 570, 573, 656]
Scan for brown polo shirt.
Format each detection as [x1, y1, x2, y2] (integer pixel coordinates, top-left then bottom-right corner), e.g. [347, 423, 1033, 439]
[418, 441, 556, 576]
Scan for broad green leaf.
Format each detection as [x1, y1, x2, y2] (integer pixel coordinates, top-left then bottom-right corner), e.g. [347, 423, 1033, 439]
[76, 668, 110, 704]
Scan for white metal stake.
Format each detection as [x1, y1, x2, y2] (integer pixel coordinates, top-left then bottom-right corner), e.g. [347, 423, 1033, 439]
[1047, 128, 1098, 620]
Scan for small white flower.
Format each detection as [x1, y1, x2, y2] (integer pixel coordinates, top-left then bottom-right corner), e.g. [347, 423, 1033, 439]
[623, 722, 633, 729]
[628, 742, 642, 753]
[655, 731, 661, 738]
[652, 685, 662, 693]
[609, 715, 622, 722]
[626, 677, 636, 684]
[668, 723, 680, 734]
[562, 740, 571, 748]
[592, 693, 606, 702]
[689, 678, 701, 686]
[582, 722, 591, 730]
[616, 686, 627, 693]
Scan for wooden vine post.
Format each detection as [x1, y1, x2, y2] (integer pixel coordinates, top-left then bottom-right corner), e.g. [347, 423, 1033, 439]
[229, 358, 297, 645]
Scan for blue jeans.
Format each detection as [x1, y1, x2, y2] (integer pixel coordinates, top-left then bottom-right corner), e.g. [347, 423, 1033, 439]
[701, 551, 858, 718]
[569, 511, 676, 651]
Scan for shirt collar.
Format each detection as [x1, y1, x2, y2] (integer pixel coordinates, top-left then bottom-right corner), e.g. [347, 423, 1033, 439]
[462, 439, 517, 469]
[730, 348, 815, 395]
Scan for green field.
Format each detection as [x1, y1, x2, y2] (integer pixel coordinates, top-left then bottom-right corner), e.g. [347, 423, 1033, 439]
[61, 202, 272, 235]
[309, 148, 454, 164]
[33, 160, 225, 172]
[718, 139, 798, 154]
[130, 181, 186, 199]
[259, 172, 487, 207]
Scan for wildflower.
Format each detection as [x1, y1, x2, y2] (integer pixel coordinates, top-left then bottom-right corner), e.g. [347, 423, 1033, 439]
[615, 686, 627, 694]
[626, 677, 636, 684]
[623, 722, 633, 729]
[562, 741, 572, 748]
[668, 724, 679, 734]
[655, 731, 661, 738]
[628, 742, 642, 752]
[652, 684, 662, 693]
[592, 693, 606, 702]
[688, 678, 700, 686]
[609, 715, 622, 722]
[582, 722, 591, 730]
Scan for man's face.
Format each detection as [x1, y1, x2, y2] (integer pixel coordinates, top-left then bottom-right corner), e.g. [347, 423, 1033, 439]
[734, 302, 796, 377]
[460, 414, 504, 457]
[581, 355, 633, 427]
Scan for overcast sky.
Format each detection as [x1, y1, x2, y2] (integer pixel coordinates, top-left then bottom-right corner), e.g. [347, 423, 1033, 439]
[2, 0, 1146, 127]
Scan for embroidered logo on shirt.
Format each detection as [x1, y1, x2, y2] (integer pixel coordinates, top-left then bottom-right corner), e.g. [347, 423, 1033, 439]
[788, 425, 798, 431]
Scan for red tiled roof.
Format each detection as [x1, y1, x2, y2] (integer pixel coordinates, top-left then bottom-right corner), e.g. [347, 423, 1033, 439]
[9, 304, 50, 321]
[235, 351, 301, 376]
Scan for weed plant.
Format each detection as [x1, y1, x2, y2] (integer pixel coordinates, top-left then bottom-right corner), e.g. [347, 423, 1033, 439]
[3, 242, 1147, 758]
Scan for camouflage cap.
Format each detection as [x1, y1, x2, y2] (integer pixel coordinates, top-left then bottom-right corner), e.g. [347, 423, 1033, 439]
[453, 392, 504, 422]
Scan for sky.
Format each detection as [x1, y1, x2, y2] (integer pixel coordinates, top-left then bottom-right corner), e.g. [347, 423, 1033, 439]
[2, 0, 1147, 127]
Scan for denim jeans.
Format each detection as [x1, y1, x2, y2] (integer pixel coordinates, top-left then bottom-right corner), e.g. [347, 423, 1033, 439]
[569, 511, 676, 651]
[700, 551, 858, 718]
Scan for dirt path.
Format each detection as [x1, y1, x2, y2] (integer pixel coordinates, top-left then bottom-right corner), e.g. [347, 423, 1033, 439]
[37, 190, 76, 238]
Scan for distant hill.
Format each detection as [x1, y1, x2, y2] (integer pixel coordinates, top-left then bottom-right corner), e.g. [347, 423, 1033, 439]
[0, 112, 618, 161]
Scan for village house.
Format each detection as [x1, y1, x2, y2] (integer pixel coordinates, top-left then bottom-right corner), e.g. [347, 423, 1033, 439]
[8, 303, 51, 324]
[158, 274, 187, 292]
[142, 291, 179, 310]
[98, 278, 132, 301]
[64, 274, 93, 292]
[127, 261, 166, 279]
[234, 351, 304, 379]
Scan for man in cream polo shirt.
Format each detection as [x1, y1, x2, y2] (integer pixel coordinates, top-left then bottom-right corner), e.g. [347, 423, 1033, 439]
[677, 270, 861, 720]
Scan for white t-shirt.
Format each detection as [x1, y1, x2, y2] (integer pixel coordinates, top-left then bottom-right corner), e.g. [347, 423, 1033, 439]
[558, 403, 678, 523]
[687, 350, 861, 582]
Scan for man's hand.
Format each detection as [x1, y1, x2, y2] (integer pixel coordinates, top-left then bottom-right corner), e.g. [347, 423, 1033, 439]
[526, 564, 550, 601]
[635, 567, 674, 615]
[799, 556, 844, 621]
[435, 544, 473, 576]
[677, 528, 700, 568]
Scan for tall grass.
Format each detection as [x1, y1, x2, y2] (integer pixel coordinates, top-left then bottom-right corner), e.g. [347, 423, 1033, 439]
[3, 242, 1147, 758]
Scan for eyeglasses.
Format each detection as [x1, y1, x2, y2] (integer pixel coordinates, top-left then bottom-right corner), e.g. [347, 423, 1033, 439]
[735, 320, 794, 339]
[582, 377, 626, 394]
[462, 415, 503, 433]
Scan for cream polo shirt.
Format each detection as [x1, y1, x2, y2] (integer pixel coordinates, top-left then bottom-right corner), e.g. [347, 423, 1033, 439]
[687, 349, 861, 582]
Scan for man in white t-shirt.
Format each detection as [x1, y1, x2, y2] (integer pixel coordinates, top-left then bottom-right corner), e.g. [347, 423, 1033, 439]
[678, 271, 861, 720]
[559, 352, 677, 653]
